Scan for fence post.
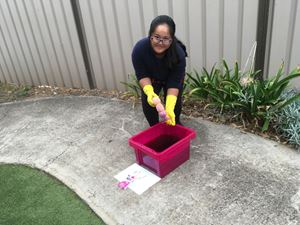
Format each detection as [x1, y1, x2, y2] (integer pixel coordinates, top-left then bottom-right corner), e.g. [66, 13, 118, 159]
[70, 0, 96, 89]
[255, 0, 274, 80]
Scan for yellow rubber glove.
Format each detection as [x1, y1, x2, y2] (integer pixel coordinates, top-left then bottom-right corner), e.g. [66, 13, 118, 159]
[143, 84, 159, 107]
[165, 95, 177, 126]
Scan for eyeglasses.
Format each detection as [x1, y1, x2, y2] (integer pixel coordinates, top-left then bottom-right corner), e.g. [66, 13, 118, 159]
[150, 35, 172, 45]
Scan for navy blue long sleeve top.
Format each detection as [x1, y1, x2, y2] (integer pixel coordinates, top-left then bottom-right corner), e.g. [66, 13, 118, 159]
[131, 37, 186, 89]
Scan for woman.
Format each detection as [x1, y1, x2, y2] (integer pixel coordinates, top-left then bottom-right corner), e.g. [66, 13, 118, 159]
[132, 15, 188, 126]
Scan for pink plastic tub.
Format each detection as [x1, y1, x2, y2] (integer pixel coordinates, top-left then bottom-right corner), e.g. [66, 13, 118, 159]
[129, 122, 196, 178]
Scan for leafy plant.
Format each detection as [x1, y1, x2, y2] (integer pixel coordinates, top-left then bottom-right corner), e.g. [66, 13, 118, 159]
[187, 60, 245, 112]
[273, 90, 300, 149]
[186, 61, 300, 131]
[182, 75, 192, 98]
[121, 74, 141, 99]
[234, 65, 300, 131]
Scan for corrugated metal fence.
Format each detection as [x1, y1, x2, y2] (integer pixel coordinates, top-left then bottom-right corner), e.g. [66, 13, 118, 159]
[0, 0, 90, 88]
[0, 0, 299, 90]
[268, 0, 300, 82]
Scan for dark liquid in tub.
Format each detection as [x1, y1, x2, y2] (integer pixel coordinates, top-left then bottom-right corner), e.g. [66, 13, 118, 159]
[145, 135, 180, 152]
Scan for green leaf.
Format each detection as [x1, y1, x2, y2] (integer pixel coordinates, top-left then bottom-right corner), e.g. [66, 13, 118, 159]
[276, 92, 300, 110]
[233, 61, 240, 80]
[262, 118, 270, 132]
[272, 73, 300, 91]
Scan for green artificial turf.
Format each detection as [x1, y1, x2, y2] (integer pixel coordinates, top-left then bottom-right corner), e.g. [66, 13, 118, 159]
[0, 164, 105, 225]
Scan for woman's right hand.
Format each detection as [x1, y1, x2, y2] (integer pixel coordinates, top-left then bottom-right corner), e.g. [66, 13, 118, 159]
[143, 84, 159, 107]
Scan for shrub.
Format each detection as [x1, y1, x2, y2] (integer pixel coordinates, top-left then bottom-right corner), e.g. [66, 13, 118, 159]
[273, 90, 300, 149]
[187, 60, 242, 112]
[187, 61, 300, 131]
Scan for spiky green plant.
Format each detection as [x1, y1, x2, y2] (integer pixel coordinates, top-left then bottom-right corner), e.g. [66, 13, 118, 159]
[121, 74, 141, 99]
[187, 60, 244, 112]
[235, 65, 300, 131]
[186, 61, 300, 131]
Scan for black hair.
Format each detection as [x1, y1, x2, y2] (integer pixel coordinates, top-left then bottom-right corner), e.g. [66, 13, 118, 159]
[148, 15, 188, 70]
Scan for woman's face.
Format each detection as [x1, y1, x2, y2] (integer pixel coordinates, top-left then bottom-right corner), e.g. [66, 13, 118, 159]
[150, 24, 172, 55]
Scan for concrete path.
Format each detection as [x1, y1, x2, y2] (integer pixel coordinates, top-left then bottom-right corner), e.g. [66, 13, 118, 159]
[0, 96, 300, 225]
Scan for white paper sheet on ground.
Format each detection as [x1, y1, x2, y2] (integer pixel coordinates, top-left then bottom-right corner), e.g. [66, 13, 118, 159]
[114, 163, 161, 195]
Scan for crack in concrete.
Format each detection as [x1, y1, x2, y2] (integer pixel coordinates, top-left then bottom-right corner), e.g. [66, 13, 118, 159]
[109, 118, 134, 138]
[41, 148, 70, 169]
